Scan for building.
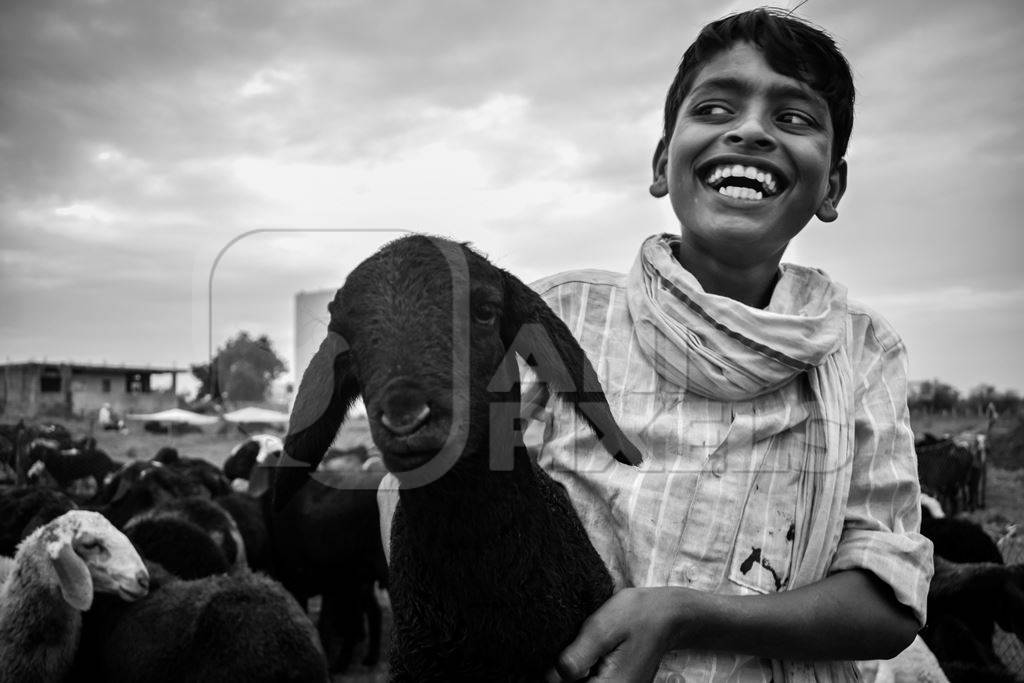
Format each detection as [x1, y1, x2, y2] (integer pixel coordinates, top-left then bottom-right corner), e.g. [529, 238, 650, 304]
[0, 361, 185, 420]
[294, 289, 367, 423]
[294, 289, 334, 386]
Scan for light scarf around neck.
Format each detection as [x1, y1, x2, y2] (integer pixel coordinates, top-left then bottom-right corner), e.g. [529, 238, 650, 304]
[626, 233, 847, 402]
[627, 234, 859, 681]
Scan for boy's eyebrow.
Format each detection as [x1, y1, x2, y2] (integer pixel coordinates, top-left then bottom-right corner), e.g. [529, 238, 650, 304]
[690, 76, 825, 108]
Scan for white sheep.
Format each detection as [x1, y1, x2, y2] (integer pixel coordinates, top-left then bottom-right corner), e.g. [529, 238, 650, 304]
[0, 509, 149, 683]
[0, 556, 13, 586]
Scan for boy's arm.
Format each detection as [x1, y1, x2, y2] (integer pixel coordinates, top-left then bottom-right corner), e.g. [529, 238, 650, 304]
[550, 568, 918, 682]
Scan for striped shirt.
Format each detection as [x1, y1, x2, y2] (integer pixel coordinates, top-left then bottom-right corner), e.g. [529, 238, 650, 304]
[522, 268, 933, 682]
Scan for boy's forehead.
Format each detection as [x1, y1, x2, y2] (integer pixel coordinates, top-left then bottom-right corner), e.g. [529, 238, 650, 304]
[685, 42, 827, 109]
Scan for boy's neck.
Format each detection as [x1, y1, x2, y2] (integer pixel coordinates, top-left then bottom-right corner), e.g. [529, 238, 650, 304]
[672, 238, 782, 309]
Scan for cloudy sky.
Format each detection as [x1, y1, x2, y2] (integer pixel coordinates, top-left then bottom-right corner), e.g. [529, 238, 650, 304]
[2, 0, 1022, 398]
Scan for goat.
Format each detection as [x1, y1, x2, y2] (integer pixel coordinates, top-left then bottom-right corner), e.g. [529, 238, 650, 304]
[273, 235, 641, 681]
[0, 510, 149, 683]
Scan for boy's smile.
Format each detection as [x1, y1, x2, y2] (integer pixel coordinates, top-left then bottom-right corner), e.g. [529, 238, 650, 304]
[652, 42, 846, 271]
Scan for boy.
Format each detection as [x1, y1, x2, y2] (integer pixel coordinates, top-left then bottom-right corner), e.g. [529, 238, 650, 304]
[532, 8, 932, 681]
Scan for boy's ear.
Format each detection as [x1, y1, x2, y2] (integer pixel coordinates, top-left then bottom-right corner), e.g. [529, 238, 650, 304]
[816, 159, 848, 223]
[649, 138, 669, 198]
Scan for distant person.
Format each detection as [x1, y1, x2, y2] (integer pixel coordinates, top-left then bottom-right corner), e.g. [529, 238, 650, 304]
[97, 402, 123, 431]
[985, 401, 999, 432]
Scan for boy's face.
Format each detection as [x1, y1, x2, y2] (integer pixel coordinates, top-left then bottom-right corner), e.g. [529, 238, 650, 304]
[653, 42, 846, 268]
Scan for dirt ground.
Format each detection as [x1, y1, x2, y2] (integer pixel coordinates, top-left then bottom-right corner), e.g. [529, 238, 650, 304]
[84, 414, 374, 467]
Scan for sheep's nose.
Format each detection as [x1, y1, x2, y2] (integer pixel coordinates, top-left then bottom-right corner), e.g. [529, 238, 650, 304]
[380, 380, 431, 436]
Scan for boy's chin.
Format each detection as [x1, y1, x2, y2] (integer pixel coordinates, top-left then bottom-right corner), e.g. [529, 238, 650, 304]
[678, 212, 803, 256]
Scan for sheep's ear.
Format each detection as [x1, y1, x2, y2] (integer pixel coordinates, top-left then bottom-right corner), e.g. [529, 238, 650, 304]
[108, 470, 135, 504]
[273, 331, 360, 511]
[50, 541, 93, 611]
[500, 272, 642, 466]
[247, 451, 278, 498]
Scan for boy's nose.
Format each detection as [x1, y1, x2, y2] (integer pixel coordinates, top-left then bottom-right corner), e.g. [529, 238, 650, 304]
[725, 116, 776, 151]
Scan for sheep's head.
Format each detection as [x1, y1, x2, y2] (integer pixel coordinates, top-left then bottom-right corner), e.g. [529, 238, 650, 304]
[275, 235, 641, 506]
[97, 461, 183, 528]
[33, 510, 149, 611]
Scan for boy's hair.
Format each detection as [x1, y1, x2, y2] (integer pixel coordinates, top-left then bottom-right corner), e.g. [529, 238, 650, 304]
[661, 7, 855, 168]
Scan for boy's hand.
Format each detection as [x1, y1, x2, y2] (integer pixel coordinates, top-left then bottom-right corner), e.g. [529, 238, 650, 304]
[546, 587, 697, 683]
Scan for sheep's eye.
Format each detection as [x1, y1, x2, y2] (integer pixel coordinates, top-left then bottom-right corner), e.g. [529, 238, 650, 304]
[81, 540, 102, 552]
[472, 304, 499, 325]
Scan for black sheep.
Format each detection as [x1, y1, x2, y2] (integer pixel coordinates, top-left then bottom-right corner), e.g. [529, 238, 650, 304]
[92, 461, 198, 528]
[124, 516, 231, 580]
[127, 496, 246, 570]
[214, 491, 273, 574]
[24, 438, 118, 496]
[922, 557, 1024, 682]
[74, 563, 329, 682]
[0, 486, 77, 556]
[274, 235, 641, 681]
[93, 459, 231, 528]
[919, 497, 1003, 565]
[224, 439, 262, 481]
[268, 465, 387, 673]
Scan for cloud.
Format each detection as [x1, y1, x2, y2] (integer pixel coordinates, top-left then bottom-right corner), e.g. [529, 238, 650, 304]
[1, 0, 1022, 392]
[864, 285, 1024, 315]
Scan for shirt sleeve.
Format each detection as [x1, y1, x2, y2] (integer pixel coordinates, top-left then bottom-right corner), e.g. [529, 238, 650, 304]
[828, 321, 934, 627]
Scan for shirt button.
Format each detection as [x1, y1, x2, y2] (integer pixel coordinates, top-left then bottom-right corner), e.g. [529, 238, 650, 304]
[711, 458, 726, 477]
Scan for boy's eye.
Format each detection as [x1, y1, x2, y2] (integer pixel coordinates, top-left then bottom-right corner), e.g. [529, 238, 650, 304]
[777, 111, 816, 127]
[695, 104, 731, 116]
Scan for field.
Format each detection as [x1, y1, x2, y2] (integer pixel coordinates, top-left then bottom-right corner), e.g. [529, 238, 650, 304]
[910, 412, 1024, 530]
[86, 415, 375, 468]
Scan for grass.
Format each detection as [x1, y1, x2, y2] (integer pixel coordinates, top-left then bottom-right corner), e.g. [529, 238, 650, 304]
[83, 415, 374, 468]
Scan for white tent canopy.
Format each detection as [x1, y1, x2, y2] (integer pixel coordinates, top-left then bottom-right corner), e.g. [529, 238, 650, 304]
[222, 406, 290, 425]
[125, 408, 220, 426]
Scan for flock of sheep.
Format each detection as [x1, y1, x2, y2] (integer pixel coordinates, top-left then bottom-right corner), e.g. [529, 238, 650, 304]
[1, 235, 1022, 682]
[0, 440, 345, 681]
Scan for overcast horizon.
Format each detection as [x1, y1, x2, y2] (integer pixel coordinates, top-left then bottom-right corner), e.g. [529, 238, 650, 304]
[2, 0, 1022, 397]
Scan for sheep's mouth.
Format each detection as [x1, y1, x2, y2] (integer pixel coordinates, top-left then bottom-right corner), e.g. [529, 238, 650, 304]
[701, 163, 787, 200]
[374, 423, 451, 472]
[381, 450, 437, 472]
[116, 585, 148, 601]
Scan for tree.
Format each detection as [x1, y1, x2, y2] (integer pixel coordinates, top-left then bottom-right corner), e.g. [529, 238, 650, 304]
[908, 379, 960, 414]
[966, 384, 998, 415]
[931, 381, 960, 414]
[191, 332, 287, 403]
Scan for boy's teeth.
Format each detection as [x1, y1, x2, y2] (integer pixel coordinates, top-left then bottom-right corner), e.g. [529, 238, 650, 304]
[705, 163, 778, 195]
[718, 186, 764, 201]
